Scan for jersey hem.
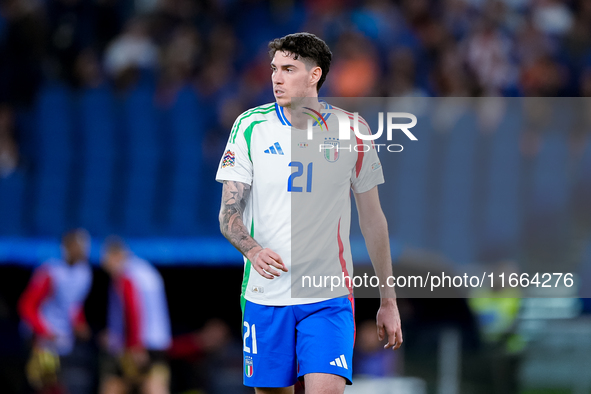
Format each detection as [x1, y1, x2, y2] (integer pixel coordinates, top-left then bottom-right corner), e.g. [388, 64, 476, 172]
[352, 179, 385, 195]
[243, 294, 349, 306]
[215, 175, 253, 185]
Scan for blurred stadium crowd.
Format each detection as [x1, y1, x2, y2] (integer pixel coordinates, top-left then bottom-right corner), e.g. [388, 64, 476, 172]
[2, 0, 591, 393]
[2, 0, 591, 103]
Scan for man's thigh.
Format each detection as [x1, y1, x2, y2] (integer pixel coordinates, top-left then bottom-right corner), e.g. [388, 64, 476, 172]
[255, 387, 294, 394]
[304, 373, 346, 394]
[243, 300, 298, 388]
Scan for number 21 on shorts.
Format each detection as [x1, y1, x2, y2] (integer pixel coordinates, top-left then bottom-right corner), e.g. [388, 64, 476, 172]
[243, 321, 258, 354]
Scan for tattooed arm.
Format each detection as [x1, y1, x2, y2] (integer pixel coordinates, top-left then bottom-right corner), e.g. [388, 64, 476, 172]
[219, 180, 287, 279]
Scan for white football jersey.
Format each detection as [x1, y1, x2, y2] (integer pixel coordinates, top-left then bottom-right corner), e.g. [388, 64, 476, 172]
[216, 102, 384, 306]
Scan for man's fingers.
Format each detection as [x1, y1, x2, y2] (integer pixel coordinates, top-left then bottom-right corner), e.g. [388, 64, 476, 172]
[252, 252, 284, 278]
[253, 264, 275, 280]
[384, 328, 403, 350]
[266, 258, 285, 273]
[267, 250, 287, 271]
[385, 329, 397, 349]
[260, 255, 283, 276]
[250, 248, 286, 278]
[255, 249, 286, 274]
[377, 325, 384, 341]
[262, 263, 280, 277]
[252, 259, 275, 279]
[394, 330, 403, 350]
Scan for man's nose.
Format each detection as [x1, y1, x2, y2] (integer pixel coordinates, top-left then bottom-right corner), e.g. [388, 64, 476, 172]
[273, 70, 283, 84]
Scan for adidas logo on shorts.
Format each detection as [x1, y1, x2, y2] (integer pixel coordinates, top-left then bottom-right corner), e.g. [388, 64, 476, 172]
[329, 354, 348, 369]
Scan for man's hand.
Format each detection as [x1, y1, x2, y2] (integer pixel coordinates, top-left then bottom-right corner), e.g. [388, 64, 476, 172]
[128, 347, 149, 368]
[376, 299, 403, 350]
[247, 247, 287, 279]
[74, 323, 91, 341]
[120, 347, 149, 379]
[34, 331, 57, 345]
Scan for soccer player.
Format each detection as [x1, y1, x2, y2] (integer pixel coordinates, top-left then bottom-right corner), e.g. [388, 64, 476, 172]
[216, 32, 402, 394]
[100, 237, 172, 394]
[18, 228, 93, 393]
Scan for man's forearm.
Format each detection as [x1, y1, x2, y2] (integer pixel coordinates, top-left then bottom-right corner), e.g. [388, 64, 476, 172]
[219, 180, 262, 260]
[356, 188, 403, 348]
[361, 215, 397, 301]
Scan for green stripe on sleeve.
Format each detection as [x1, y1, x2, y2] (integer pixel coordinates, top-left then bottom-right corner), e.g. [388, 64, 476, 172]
[244, 120, 267, 161]
[231, 105, 273, 139]
[231, 106, 274, 143]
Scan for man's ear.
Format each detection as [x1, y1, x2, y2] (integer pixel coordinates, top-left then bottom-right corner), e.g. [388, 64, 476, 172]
[310, 66, 322, 88]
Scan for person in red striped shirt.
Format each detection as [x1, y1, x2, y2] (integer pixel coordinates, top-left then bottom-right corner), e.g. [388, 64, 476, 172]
[99, 237, 171, 394]
[18, 228, 93, 393]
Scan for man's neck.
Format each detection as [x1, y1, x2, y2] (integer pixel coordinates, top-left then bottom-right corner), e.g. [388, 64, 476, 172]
[283, 97, 322, 129]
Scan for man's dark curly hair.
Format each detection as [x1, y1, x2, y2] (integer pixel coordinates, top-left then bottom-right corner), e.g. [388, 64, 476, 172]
[268, 33, 332, 92]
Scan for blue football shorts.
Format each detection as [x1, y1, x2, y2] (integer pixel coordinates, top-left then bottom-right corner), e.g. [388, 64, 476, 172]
[242, 296, 355, 388]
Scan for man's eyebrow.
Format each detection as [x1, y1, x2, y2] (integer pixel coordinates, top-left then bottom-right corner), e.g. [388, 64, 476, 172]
[270, 63, 298, 68]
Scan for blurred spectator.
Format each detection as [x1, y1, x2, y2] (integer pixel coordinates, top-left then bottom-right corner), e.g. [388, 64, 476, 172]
[74, 48, 104, 88]
[18, 229, 93, 394]
[150, 0, 200, 45]
[520, 54, 567, 96]
[104, 16, 158, 90]
[46, 0, 95, 85]
[581, 68, 591, 97]
[469, 260, 524, 394]
[94, 0, 123, 53]
[385, 47, 428, 97]
[351, 0, 407, 51]
[0, 0, 45, 107]
[431, 43, 478, 96]
[514, 17, 555, 68]
[400, 0, 431, 27]
[168, 319, 251, 394]
[329, 32, 379, 96]
[462, 17, 517, 95]
[531, 0, 574, 37]
[157, 24, 200, 104]
[168, 318, 230, 361]
[0, 104, 18, 178]
[441, 0, 473, 40]
[100, 236, 172, 394]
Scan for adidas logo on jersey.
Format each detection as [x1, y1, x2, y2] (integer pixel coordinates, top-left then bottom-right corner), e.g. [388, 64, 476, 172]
[329, 355, 348, 369]
[264, 142, 284, 155]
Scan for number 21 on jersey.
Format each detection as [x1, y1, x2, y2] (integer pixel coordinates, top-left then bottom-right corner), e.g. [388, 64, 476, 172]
[243, 321, 258, 354]
[288, 161, 313, 193]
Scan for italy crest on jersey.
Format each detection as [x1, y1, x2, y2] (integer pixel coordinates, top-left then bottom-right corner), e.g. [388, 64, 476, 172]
[323, 137, 339, 162]
[245, 356, 254, 377]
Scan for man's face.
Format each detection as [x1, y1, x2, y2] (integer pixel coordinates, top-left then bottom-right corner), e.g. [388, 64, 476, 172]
[64, 232, 90, 262]
[271, 51, 318, 107]
[101, 250, 125, 276]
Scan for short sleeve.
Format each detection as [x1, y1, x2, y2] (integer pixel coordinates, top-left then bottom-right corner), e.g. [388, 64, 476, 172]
[350, 121, 385, 194]
[215, 116, 253, 185]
